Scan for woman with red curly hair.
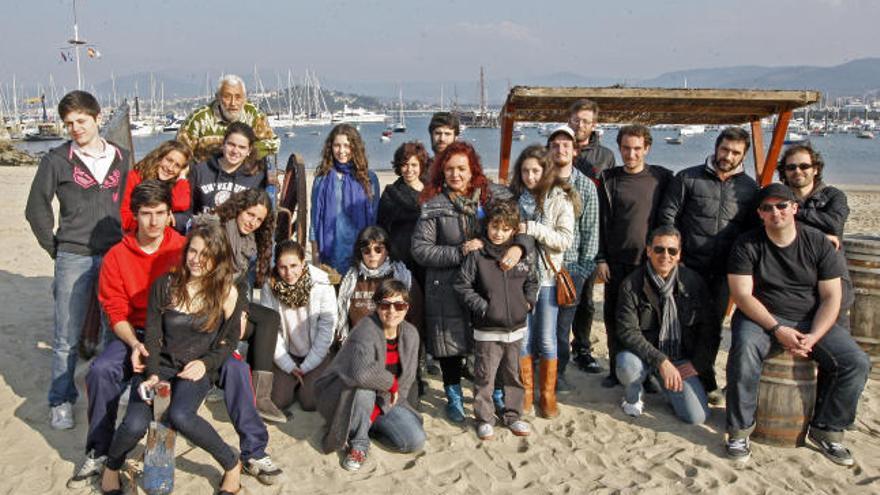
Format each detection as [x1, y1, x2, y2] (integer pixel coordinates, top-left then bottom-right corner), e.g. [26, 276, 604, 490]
[412, 141, 530, 422]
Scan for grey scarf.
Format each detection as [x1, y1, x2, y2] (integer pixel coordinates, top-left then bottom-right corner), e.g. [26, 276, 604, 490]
[224, 218, 257, 281]
[647, 263, 682, 361]
[335, 259, 412, 342]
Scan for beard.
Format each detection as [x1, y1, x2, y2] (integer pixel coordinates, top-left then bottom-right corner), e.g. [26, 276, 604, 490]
[219, 102, 242, 123]
[713, 155, 742, 172]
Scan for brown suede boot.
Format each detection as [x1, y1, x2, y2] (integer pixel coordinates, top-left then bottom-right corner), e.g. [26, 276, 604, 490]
[253, 370, 288, 423]
[520, 357, 535, 415]
[539, 358, 559, 418]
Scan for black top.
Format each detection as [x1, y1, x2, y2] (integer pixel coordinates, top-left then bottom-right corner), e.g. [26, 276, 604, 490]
[598, 165, 672, 265]
[728, 224, 846, 321]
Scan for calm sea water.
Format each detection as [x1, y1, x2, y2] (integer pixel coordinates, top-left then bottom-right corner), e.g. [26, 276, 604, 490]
[16, 116, 880, 184]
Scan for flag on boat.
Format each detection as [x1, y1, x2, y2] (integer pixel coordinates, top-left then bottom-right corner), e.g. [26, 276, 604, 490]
[87, 47, 101, 58]
[60, 51, 72, 62]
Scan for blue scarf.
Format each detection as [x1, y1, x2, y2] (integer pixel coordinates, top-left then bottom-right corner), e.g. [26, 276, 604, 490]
[314, 161, 373, 263]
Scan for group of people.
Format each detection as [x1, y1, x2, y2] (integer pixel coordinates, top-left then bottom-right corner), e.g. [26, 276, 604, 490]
[24, 75, 871, 493]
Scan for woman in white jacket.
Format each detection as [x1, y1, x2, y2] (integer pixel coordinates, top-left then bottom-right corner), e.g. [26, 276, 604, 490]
[509, 144, 580, 419]
[260, 240, 337, 413]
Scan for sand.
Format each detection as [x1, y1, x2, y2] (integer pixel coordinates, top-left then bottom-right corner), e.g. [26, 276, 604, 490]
[1, 166, 879, 494]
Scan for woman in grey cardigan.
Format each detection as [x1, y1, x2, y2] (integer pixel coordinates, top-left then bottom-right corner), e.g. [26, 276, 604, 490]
[315, 280, 424, 472]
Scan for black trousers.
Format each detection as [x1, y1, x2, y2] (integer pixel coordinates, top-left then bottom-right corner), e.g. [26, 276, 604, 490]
[242, 302, 280, 372]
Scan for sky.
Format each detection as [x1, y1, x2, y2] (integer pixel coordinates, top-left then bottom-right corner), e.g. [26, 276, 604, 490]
[2, 0, 879, 93]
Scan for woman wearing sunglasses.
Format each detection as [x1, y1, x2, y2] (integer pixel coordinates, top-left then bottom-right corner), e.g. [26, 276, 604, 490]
[315, 279, 425, 472]
[335, 226, 422, 345]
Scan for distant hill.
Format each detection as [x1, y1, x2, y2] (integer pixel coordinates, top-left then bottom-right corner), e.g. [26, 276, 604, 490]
[91, 58, 880, 107]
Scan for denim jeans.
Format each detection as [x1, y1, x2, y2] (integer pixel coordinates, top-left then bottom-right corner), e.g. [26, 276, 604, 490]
[557, 272, 588, 374]
[616, 351, 710, 425]
[522, 286, 559, 359]
[106, 374, 237, 471]
[348, 389, 425, 453]
[50, 251, 105, 406]
[725, 311, 870, 440]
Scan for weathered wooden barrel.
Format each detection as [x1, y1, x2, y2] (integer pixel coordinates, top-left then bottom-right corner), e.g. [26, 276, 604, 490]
[753, 350, 817, 447]
[843, 234, 880, 380]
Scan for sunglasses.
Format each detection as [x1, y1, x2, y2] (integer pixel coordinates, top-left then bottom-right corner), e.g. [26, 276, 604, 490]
[377, 300, 409, 312]
[651, 246, 679, 256]
[360, 244, 386, 256]
[758, 201, 792, 212]
[783, 162, 814, 172]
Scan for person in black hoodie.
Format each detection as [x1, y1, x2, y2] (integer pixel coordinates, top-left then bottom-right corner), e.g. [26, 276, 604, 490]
[25, 90, 130, 430]
[455, 200, 539, 440]
[188, 122, 267, 220]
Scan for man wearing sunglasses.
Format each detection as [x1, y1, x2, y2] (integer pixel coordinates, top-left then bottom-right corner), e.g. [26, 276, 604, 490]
[724, 183, 869, 466]
[614, 226, 714, 423]
[656, 127, 759, 405]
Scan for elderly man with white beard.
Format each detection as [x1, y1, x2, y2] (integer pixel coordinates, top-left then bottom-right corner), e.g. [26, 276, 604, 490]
[177, 74, 279, 163]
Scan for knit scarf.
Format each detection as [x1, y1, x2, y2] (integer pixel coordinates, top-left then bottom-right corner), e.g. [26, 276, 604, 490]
[224, 218, 256, 282]
[446, 185, 484, 239]
[270, 269, 312, 308]
[518, 190, 538, 222]
[313, 161, 373, 263]
[647, 263, 682, 361]
[335, 259, 411, 342]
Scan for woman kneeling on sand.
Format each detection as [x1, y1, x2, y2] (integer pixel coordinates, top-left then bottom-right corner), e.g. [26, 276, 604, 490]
[315, 280, 425, 472]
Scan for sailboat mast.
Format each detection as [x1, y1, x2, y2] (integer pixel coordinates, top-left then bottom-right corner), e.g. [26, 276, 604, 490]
[71, 0, 84, 90]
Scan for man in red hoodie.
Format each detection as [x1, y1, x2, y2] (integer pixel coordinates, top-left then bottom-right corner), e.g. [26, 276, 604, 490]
[68, 180, 184, 488]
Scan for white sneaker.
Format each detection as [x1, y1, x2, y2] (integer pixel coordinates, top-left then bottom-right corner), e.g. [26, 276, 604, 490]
[477, 423, 495, 440]
[66, 450, 106, 488]
[51, 402, 74, 430]
[244, 455, 283, 485]
[621, 399, 644, 418]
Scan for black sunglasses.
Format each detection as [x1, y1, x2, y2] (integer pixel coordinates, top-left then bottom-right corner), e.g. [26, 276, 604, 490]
[759, 201, 792, 212]
[783, 162, 814, 172]
[360, 244, 386, 255]
[651, 246, 679, 256]
[377, 300, 409, 311]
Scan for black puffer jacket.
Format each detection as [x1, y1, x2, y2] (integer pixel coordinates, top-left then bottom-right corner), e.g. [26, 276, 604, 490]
[454, 239, 539, 333]
[796, 182, 849, 238]
[656, 160, 758, 276]
[411, 183, 525, 357]
[616, 265, 714, 379]
[574, 131, 616, 179]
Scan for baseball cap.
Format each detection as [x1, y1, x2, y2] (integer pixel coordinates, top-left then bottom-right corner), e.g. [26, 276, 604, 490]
[756, 183, 797, 205]
[546, 125, 576, 146]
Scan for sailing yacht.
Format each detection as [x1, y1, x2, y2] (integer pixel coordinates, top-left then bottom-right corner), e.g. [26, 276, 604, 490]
[392, 88, 406, 132]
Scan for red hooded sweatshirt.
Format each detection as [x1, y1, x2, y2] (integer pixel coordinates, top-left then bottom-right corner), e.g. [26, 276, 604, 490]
[98, 227, 185, 329]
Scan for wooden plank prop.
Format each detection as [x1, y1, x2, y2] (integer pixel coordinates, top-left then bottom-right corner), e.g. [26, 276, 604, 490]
[275, 152, 309, 243]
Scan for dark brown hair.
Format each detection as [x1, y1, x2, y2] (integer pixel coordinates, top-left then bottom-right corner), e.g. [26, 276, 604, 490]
[130, 179, 172, 216]
[167, 222, 234, 332]
[715, 127, 751, 154]
[353, 225, 393, 266]
[508, 144, 582, 217]
[58, 90, 101, 119]
[778, 143, 824, 184]
[223, 122, 262, 176]
[429, 112, 461, 136]
[213, 189, 275, 285]
[616, 124, 653, 147]
[568, 99, 599, 119]
[485, 199, 520, 230]
[392, 141, 428, 177]
[372, 279, 410, 304]
[316, 124, 373, 198]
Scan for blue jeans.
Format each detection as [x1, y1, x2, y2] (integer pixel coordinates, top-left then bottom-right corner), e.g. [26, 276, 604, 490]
[348, 389, 425, 453]
[106, 374, 237, 471]
[616, 351, 710, 425]
[725, 312, 870, 440]
[522, 286, 559, 359]
[50, 251, 105, 406]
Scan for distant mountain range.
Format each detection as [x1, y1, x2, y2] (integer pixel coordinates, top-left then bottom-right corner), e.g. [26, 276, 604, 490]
[93, 58, 880, 107]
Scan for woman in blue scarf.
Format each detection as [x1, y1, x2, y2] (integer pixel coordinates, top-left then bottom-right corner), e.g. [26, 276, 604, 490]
[310, 124, 380, 277]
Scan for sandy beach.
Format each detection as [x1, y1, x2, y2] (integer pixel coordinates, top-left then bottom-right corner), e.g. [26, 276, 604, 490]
[1, 166, 879, 494]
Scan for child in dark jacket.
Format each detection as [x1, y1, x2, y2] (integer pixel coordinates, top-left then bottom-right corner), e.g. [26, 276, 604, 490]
[454, 200, 539, 440]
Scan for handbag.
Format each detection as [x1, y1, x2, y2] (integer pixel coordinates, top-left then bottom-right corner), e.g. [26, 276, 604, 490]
[541, 249, 578, 307]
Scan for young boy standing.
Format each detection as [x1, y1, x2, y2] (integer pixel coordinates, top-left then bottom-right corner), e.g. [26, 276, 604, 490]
[455, 201, 539, 440]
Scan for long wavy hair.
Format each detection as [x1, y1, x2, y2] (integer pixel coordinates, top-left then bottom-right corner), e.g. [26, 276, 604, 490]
[167, 223, 234, 332]
[509, 144, 581, 216]
[213, 188, 275, 286]
[315, 124, 373, 198]
[134, 140, 193, 181]
[420, 141, 490, 204]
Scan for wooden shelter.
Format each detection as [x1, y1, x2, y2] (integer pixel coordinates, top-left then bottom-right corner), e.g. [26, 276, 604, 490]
[498, 86, 821, 185]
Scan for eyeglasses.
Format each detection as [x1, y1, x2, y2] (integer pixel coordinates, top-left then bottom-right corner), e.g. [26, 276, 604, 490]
[651, 246, 679, 256]
[783, 162, 814, 172]
[758, 201, 792, 212]
[360, 244, 386, 256]
[377, 300, 409, 312]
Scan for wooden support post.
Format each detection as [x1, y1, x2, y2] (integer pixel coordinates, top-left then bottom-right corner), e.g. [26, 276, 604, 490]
[498, 103, 515, 184]
[750, 120, 765, 178]
[759, 110, 792, 186]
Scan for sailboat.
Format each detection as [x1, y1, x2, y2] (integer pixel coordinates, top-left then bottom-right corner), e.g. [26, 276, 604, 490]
[392, 87, 406, 133]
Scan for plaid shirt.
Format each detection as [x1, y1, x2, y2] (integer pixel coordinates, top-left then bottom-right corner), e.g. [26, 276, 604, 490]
[563, 167, 599, 278]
